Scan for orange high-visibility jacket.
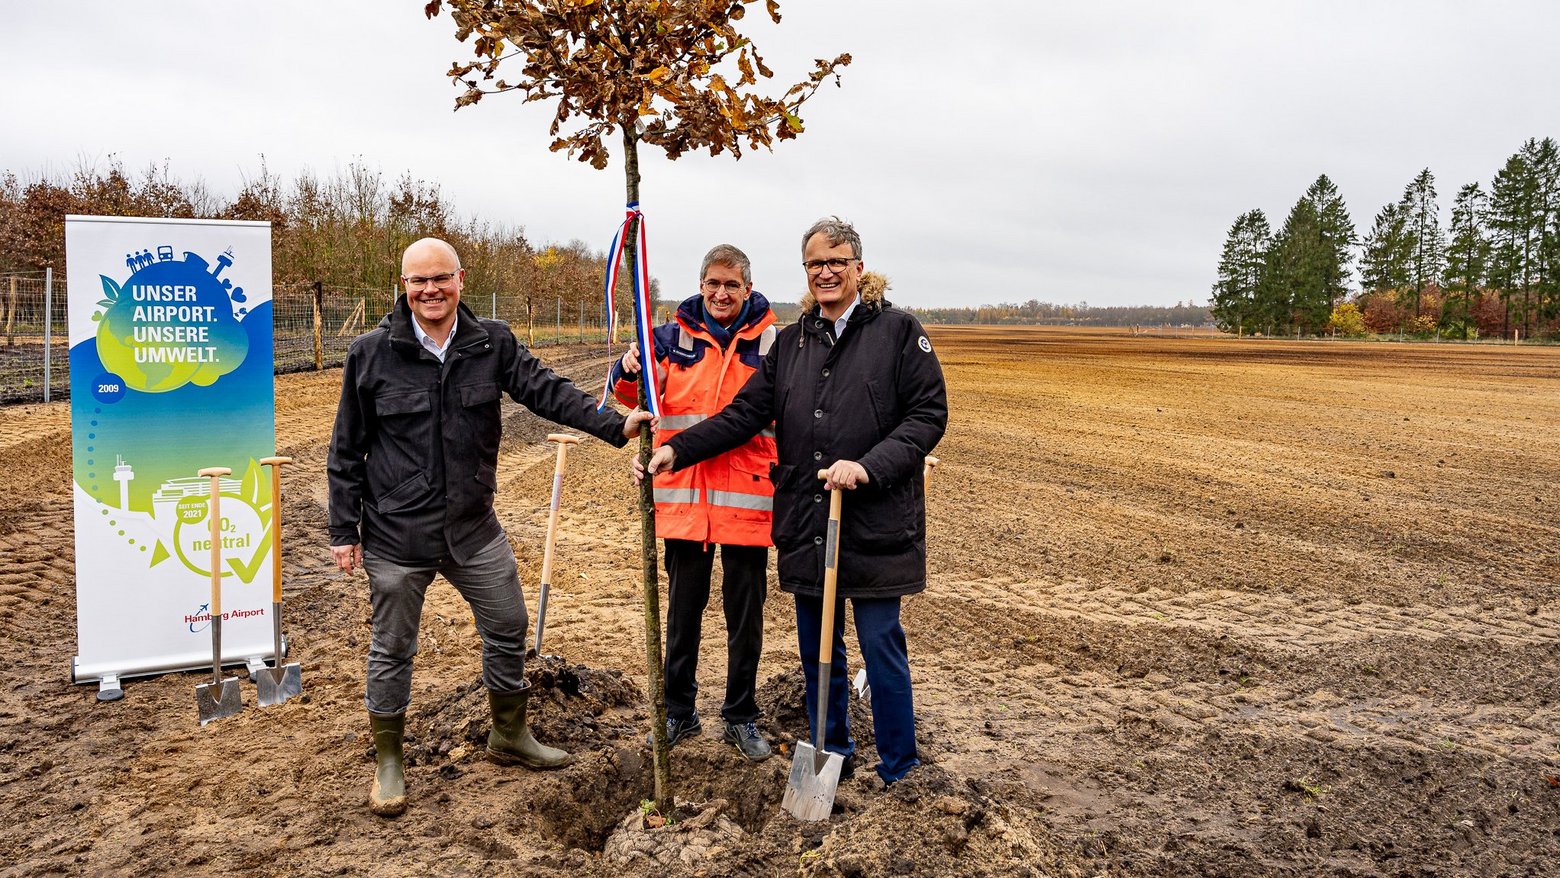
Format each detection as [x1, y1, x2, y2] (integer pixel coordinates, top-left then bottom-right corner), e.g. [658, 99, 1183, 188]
[612, 292, 778, 545]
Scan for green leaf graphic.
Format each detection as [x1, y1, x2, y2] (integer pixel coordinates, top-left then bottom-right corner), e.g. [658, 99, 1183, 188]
[97, 299, 113, 308]
[100, 275, 121, 301]
[240, 458, 263, 506]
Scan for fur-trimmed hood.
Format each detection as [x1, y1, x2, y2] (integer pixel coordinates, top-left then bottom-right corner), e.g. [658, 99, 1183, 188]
[799, 270, 889, 313]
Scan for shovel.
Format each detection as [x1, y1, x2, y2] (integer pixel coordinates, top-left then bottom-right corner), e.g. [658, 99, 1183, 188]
[529, 434, 580, 658]
[195, 466, 244, 725]
[852, 454, 938, 705]
[782, 470, 847, 821]
[254, 456, 302, 706]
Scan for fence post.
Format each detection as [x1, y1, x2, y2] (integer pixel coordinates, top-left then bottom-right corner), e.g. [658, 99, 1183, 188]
[43, 268, 53, 402]
[555, 297, 561, 343]
[578, 303, 584, 343]
[5, 276, 15, 347]
[312, 281, 324, 371]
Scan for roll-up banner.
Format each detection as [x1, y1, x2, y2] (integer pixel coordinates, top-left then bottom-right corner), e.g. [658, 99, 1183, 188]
[66, 216, 277, 688]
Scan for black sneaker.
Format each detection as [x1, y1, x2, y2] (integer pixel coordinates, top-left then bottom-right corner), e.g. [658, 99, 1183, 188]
[839, 753, 856, 780]
[646, 713, 702, 748]
[722, 721, 772, 762]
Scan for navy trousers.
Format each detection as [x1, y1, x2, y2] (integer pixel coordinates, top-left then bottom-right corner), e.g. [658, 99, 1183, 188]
[794, 593, 919, 783]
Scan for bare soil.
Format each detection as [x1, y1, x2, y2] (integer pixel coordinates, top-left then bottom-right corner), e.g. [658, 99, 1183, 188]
[1, 327, 1557, 877]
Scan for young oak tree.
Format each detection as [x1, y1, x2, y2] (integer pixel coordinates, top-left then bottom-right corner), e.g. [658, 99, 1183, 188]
[425, 0, 850, 806]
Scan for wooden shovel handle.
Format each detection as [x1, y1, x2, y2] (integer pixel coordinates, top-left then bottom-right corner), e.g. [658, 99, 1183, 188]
[197, 467, 231, 615]
[537, 438, 577, 592]
[260, 457, 292, 603]
[816, 470, 843, 667]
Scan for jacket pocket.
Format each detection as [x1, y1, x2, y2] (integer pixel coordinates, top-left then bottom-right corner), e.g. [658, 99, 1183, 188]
[720, 454, 774, 523]
[769, 464, 810, 550]
[376, 389, 432, 418]
[864, 379, 893, 434]
[474, 460, 497, 493]
[377, 470, 433, 513]
[843, 481, 913, 554]
[460, 381, 501, 407]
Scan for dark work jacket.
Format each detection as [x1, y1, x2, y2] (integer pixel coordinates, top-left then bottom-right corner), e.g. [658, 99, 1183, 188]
[666, 297, 947, 598]
[328, 297, 628, 565]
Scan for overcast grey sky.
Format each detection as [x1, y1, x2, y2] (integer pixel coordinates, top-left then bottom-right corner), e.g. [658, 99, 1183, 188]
[2, 1, 1555, 308]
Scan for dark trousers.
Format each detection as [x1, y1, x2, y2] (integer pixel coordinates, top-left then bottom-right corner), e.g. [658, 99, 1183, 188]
[795, 593, 919, 784]
[361, 533, 527, 716]
[663, 539, 768, 724]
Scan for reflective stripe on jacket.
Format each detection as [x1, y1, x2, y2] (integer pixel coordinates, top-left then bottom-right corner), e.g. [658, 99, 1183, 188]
[612, 292, 778, 545]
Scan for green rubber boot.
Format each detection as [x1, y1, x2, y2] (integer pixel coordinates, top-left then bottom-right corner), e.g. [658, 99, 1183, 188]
[368, 713, 407, 817]
[486, 688, 573, 770]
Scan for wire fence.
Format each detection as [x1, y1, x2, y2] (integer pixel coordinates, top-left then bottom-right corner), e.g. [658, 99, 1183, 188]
[0, 272, 645, 405]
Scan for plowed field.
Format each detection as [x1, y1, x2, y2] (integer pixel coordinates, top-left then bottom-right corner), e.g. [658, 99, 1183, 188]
[1, 326, 1557, 877]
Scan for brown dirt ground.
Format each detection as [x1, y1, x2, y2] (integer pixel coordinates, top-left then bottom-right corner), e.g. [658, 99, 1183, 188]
[1, 326, 1558, 877]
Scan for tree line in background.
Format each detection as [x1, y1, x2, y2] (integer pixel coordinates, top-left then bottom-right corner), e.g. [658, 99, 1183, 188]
[1213, 137, 1560, 340]
[0, 158, 655, 327]
[909, 300, 1212, 327]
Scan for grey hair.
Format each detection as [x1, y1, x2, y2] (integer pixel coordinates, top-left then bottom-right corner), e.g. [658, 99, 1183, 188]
[800, 216, 862, 260]
[700, 243, 752, 285]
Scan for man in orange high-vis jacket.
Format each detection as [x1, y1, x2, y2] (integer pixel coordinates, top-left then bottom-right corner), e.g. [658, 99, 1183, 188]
[611, 243, 779, 761]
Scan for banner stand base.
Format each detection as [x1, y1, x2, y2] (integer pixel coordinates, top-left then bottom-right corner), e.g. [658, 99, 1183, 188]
[244, 657, 268, 676]
[96, 673, 124, 702]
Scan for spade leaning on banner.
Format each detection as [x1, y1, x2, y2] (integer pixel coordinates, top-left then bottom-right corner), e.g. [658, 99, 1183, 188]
[66, 215, 279, 700]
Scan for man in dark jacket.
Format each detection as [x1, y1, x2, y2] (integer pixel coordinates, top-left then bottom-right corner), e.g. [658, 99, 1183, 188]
[646, 217, 947, 785]
[329, 237, 651, 817]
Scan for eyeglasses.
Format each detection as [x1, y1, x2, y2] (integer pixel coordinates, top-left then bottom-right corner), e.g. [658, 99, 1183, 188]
[403, 273, 457, 290]
[701, 279, 747, 293]
[802, 258, 855, 276]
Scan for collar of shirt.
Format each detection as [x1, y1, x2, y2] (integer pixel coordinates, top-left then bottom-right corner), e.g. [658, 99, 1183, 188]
[411, 312, 458, 362]
[832, 294, 862, 340]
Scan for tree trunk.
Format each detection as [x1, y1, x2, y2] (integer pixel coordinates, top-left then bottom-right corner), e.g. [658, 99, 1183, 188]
[623, 123, 671, 808]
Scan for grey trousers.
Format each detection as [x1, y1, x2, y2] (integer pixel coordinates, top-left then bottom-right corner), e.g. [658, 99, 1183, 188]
[362, 534, 528, 716]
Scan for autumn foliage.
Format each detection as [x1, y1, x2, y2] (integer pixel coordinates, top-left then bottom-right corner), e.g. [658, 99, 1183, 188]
[427, 0, 849, 168]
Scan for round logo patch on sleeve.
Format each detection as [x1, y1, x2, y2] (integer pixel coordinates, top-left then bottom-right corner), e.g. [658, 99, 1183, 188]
[918, 335, 932, 353]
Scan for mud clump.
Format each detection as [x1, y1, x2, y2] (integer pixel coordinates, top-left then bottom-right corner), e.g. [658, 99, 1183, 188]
[603, 798, 747, 869]
[406, 654, 643, 766]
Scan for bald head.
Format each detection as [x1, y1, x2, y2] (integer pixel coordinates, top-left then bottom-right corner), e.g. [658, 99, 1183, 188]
[402, 237, 461, 275]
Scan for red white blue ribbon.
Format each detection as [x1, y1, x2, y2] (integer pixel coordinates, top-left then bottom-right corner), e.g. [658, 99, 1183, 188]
[597, 202, 662, 416]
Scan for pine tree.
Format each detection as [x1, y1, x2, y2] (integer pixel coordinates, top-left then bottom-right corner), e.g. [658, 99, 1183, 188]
[1211, 209, 1270, 335]
[1258, 198, 1329, 335]
[1489, 148, 1539, 336]
[1303, 174, 1358, 306]
[1521, 137, 1560, 327]
[1399, 168, 1444, 318]
[1360, 201, 1412, 303]
[1443, 182, 1489, 337]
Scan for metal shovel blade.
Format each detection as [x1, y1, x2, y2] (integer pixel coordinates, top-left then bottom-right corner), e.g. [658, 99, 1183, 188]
[851, 668, 871, 703]
[254, 663, 302, 707]
[781, 740, 844, 821]
[195, 678, 244, 725]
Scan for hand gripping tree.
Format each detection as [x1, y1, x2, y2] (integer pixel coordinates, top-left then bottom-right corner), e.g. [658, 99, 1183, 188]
[426, 0, 849, 807]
